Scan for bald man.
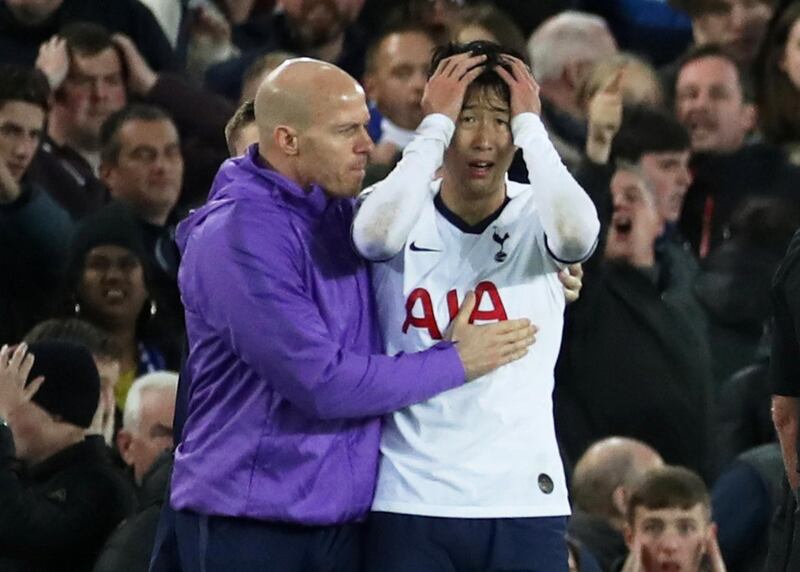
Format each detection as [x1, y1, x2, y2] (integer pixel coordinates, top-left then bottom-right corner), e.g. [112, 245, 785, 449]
[165, 58, 535, 571]
[568, 437, 664, 570]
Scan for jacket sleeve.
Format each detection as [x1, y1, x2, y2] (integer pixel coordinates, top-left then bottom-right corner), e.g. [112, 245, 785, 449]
[0, 427, 126, 557]
[0, 184, 74, 278]
[190, 202, 465, 420]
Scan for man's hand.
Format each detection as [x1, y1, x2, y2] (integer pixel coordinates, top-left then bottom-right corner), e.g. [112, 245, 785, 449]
[559, 264, 583, 304]
[494, 55, 541, 117]
[35, 35, 69, 90]
[112, 33, 158, 96]
[0, 344, 44, 420]
[586, 70, 623, 165]
[0, 160, 22, 205]
[421, 53, 487, 122]
[445, 292, 537, 382]
[620, 535, 648, 572]
[706, 525, 727, 572]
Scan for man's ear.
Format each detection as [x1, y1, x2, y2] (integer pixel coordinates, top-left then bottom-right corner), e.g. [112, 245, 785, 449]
[624, 522, 635, 549]
[274, 125, 299, 156]
[116, 429, 135, 466]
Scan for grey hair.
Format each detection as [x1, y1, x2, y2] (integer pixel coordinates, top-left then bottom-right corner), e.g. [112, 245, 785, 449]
[123, 370, 178, 433]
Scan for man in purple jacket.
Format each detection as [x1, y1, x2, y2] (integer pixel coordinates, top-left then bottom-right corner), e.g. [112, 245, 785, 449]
[167, 57, 535, 571]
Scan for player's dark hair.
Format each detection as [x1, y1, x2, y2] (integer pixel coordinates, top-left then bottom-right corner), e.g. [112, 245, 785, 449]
[611, 104, 690, 164]
[430, 41, 525, 105]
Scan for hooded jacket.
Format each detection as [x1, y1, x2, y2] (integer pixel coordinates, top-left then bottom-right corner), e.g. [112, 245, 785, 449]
[169, 146, 464, 525]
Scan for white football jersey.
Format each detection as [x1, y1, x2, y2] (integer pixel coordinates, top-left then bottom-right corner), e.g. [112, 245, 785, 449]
[370, 178, 573, 518]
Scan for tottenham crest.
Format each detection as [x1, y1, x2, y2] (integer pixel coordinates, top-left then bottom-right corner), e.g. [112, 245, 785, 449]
[492, 228, 510, 262]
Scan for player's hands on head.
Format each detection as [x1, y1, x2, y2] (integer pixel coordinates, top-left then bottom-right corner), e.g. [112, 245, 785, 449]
[422, 53, 487, 122]
[494, 55, 541, 117]
[444, 291, 537, 382]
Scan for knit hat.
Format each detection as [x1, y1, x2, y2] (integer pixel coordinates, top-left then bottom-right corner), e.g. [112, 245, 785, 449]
[26, 341, 100, 429]
[65, 201, 150, 291]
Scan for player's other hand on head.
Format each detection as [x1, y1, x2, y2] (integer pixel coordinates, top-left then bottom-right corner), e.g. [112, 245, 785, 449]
[444, 291, 537, 382]
[422, 53, 487, 122]
[494, 55, 541, 117]
[560, 264, 583, 304]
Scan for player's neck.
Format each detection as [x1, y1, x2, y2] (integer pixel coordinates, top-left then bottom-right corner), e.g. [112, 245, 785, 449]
[440, 178, 507, 227]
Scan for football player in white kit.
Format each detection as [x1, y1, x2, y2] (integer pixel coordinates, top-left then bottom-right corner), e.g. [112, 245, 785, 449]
[352, 41, 600, 571]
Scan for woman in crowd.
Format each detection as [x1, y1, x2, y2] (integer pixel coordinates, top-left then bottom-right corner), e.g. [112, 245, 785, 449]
[62, 204, 179, 412]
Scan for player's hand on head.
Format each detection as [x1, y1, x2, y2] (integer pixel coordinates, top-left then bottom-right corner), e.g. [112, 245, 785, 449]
[444, 292, 537, 382]
[421, 53, 487, 122]
[494, 55, 541, 117]
[559, 264, 583, 304]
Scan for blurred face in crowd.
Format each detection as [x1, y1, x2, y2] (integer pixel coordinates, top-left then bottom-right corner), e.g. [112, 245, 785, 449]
[675, 55, 756, 153]
[692, 0, 773, 65]
[0, 100, 45, 182]
[639, 150, 692, 224]
[625, 504, 712, 572]
[605, 168, 663, 267]
[78, 245, 149, 330]
[5, 0, 62, 25]
[443, 85, 515, 202]
[365, 31, 434, 131]
[118, 387, 175, 483]
[781, 17, 800, 90]
[102, 118, 183, 226]
[281, 0, 354, 48]
[55, 48, 127, 150]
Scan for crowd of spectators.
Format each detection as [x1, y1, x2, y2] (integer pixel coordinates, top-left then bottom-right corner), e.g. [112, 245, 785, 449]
[1, 0, 799, 570]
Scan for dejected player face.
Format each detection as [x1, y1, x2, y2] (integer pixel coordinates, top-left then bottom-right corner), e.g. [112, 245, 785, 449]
[298, 90, 373, 198]
[443, 86, 515, 202]
[626, 504, 711, 572]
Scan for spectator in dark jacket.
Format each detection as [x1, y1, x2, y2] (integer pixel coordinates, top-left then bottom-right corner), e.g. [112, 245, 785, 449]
[0, 341, 135, 571]
[556, 163, 715, 481]
[0, 64, 73, 345]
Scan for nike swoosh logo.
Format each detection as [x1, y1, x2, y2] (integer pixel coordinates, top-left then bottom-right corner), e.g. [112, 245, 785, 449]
[409, 241, 441, 253]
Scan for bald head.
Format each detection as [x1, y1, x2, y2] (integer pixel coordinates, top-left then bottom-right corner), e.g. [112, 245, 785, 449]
[254, 58, 365, 149]
[252, 57, 373, 198]
[572, 437, 664, 524]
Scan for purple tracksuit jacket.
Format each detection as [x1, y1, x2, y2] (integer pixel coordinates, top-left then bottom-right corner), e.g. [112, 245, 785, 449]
[170, 146, 464, 525]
